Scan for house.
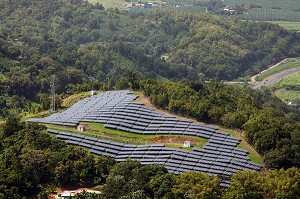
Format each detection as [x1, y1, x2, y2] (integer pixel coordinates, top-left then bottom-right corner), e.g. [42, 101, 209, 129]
[124, 3, 134, 9]
[161, 55, 169, 60]
[77, 124, 86, 131]
[183, 140, 192, 147]
[90, 90, 97, 96]
[55, 189, 101, 199]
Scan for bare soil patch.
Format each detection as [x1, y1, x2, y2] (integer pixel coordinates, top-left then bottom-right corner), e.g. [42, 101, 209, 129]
[148, 135, 200, 145]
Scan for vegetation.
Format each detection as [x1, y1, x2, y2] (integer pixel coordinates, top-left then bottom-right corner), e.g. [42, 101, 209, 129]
[256, 58, 300, 81]
[272, 72, 300, 104]
[0, 116, 116, 198]
[271, 21, 300, 32]
[1, 112, 299, 198]
[61, 91, 91, 108]
[139, 80, 300, 168]
[0, 0, 300, 197]
[1, 0, 300, 116]
[225, 0, 300, 21]
[102, 160, 300, 199]
[46, 122, 208, 148]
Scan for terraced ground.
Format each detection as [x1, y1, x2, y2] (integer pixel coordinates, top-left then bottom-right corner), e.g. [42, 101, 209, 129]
[27, 90, 262, 187]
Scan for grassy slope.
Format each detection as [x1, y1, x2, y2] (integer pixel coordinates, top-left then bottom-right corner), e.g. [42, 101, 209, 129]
[272, 72, 300, 103]
[62, 92, 91, 108]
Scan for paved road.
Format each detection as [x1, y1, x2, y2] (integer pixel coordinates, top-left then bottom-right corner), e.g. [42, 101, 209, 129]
[253, 67, 300, 90]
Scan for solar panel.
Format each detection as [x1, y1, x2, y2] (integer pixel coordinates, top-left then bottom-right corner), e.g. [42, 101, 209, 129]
[66, 140, 79, 145]
[57, 135, 69, 140]
[30, 90, 261, 186]
[47, 129, 59, 134]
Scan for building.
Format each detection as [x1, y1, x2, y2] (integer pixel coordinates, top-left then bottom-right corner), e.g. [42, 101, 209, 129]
[183, 140, 192, 147]
[77, 124, 86, 131]
[90, 90, 97, 96]
[55, 189, 101, 199]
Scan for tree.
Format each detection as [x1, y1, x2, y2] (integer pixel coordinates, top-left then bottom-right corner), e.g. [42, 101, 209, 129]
[2, 114, 25, 137]
[171, 172, 221, 199]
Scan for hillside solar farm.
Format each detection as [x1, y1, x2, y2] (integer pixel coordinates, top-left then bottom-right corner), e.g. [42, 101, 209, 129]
[27, 90, 261, 187]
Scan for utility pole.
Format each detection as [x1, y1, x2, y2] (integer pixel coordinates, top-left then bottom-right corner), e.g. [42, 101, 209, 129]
[50, 75, 56, 112]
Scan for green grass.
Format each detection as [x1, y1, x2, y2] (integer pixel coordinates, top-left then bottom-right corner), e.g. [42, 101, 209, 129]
[45, 122, 208, 149]
[270, 21, 300, 32]
[22, 110, 53, 120]
[272, 72, 300, 104]
[257, 58, 300, 81]
[88, 0, 125, 8]
[62, 92, 91, 108]
[248, 153, 263, 164]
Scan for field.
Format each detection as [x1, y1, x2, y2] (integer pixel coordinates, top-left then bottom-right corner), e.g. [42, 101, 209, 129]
[88, 0, 125, 8]
[272, 72, 300, 103]
[270, 21, 300, 32]
[240, 8, 300, 22]
[224, 0, 300, 11]
[224, 0, 300, 22]
[256, 58, 300, 81]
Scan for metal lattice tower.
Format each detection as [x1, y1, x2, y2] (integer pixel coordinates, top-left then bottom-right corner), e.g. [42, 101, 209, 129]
[50, 75, 56, 112]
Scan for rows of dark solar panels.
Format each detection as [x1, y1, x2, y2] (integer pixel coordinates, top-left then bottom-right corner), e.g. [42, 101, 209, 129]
[48, 129, 261, 187]
[29, 90, 261, 186]
[27, 90, 234, 141]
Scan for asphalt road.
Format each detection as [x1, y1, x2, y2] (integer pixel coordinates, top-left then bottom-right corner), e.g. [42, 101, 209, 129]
[253, 67, 300, 90]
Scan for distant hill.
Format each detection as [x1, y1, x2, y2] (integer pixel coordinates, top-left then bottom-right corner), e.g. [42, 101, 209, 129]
[1, 0, 300, 101]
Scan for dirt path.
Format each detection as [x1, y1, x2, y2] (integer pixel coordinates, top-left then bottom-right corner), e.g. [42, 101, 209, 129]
[250, 59, 288, 83]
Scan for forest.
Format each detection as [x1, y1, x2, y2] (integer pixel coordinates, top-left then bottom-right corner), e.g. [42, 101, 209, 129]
[0, 119, 299, 198]
[1, 0, 300, 107]
[0, 0, 300, 198]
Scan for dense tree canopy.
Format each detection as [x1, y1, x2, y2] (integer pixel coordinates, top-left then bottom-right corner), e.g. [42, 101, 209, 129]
[0, 116, 116, 198]
[0, 0, 300, 106]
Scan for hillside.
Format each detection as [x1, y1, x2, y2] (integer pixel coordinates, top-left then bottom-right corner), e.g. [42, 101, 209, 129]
[1, 0, 300, 105]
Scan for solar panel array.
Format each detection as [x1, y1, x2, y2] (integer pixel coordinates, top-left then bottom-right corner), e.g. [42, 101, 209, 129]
[47, 129, 261, 187]
[28, 90, 261, 187]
